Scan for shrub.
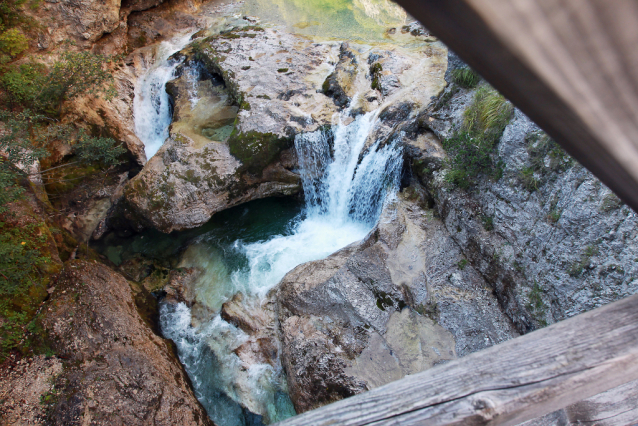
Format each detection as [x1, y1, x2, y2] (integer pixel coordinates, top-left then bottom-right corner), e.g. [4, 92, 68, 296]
[0, 61, 46, 106]
[0, 27, 28, 57]
[525, 281, 548, 327]
[441, 86, 513, 189]
[451, 67, 479, 89]
[519, 166, 539, 192]
[1, 52, 116, 116]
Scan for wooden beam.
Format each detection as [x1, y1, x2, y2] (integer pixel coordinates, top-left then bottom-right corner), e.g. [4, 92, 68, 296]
[392, 0, 638, 213]
[274, 294, 638, 425]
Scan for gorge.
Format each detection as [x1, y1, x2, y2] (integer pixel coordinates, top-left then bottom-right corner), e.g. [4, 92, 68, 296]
[1, 0, 637, 425]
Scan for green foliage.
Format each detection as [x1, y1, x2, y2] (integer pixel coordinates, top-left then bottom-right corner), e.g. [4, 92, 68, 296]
[1, 52, 116, 116]
[463, 86, 514, 136]
[525, 281, 548, 327]
[451, 67, 479, 89]
[520, 131, 573, 192]
[547, 209, 561, 223]
[277, 68, 289, 73]
[519, 166, 539, 192]
[0, 27, 28, 57]
[0, 221, 50, 295]
[568, 244, 599, 277]
[441, 86, 513, 189]
[0, 0, 33, 30]
[0, 220, 52, 360]
[481, 214, 494, 231]
[457, 258, 468, 270]
[370, 62, 382, 91]
[0, 62, 46, 105]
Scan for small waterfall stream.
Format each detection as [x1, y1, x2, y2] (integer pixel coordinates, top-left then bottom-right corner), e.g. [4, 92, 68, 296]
[133, 33, 193, 160]
[159, 110, 403, 425]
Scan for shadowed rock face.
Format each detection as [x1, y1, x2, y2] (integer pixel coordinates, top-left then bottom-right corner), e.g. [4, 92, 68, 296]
[40, 261, 213, 426]
[276, 191, 518, 413]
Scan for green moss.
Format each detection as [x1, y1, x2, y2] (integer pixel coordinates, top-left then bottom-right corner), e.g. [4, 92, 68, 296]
[374, 291, 394, 311]
[219, 32, 241, 39]
[519, 131, 573, 192]
[370, 62, 383, 91]
[256, 94, 271, 100]
[0, 202, 61, 360]
[568, 245, 599, 277]
[227, 130, 292, 175]
[457, 258, 468, 270]
[519, 166, 539, 192]
[277, 68, 289, 73]
[600, 193, 623, 212]
[481, 214, 494, 231]
[322, 74, 332, 93]
[241, 65, 251, 71]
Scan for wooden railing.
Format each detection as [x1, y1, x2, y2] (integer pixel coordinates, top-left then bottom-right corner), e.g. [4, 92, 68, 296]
[275, 1, 638, 424]
[275, 294, 638, 425]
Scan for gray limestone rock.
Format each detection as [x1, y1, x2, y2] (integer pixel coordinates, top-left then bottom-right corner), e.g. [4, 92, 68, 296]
[277, 191, 518, 412]
[418, 63, 638, 333]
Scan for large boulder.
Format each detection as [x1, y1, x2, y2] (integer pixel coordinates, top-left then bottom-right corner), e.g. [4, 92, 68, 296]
[40, 261, 213, 425]
[277, 189, 518, 412]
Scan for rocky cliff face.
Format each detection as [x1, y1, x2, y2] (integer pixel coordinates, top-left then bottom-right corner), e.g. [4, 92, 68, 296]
[418, 58, 638, 333]
[0, 189, 211, 425]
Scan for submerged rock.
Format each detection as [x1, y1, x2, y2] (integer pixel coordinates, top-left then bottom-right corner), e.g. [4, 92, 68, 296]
[277, 190, 517, 412]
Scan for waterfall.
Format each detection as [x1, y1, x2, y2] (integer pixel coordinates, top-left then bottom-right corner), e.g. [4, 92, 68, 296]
[160, 109, 403, 426]
[133, 33, 193, 160]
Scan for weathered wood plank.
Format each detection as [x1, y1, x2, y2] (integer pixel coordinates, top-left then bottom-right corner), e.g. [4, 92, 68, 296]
[274, 294, 638, 425]
[521, 379, 638, 426]
[392, 0, 638, 214]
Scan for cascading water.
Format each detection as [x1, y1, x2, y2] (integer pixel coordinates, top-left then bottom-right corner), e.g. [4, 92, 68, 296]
[133, 33, 194, 160]
[160, 109, 403, 426]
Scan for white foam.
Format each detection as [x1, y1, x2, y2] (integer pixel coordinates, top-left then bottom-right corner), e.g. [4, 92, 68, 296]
[133, 33, 193, 160]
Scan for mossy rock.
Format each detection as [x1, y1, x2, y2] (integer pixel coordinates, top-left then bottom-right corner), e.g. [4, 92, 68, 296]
[228, 130, 292, 175]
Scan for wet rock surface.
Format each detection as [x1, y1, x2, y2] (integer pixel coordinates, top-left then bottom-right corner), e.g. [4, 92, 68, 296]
[40, 261, 213, 426]
[276, 191, 518, 412]
[123, 22, 447, 233]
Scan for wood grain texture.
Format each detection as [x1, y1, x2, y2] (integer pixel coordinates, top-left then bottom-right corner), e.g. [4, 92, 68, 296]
[274, 294, 638, 425]
[391, 0, 638, 214]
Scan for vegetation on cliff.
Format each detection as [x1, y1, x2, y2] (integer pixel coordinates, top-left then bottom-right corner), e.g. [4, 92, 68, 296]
[442, 85, 513, 189]
[0, 47, 125, 359]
